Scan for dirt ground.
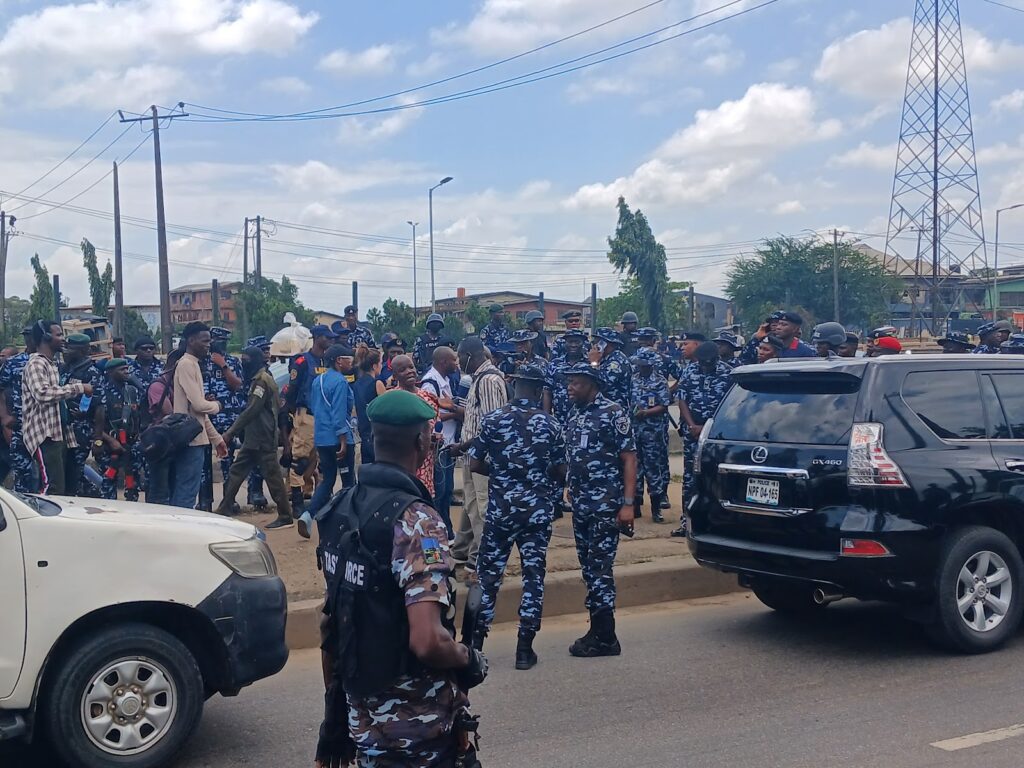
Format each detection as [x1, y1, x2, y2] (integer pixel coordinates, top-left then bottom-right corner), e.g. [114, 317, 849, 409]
[227, 478, 692, 602]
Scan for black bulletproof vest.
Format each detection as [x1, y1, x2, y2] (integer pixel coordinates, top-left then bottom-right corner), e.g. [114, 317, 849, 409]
[317, 462, 436, 698]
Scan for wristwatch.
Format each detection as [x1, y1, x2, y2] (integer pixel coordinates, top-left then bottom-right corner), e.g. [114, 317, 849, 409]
[623, 496, 635, 506]
[93, 439, 104, 448]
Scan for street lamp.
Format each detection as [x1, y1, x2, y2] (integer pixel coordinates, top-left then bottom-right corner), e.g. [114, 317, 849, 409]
[428, 176, 453, 312]
[995, 203, 1024, 318]
[407, 221, 419, 315]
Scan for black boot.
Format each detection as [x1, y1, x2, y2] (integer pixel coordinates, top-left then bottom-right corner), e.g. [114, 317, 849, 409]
[651, 496, 665, 524]
[248, 490, 268, 510]
[515, 629, 538, 670]
[569, 609, 598, 656]
[570, 610, 621, 657]
[470, 627, 486, 652]
[290, 487, 305, 519]
[633, 497, 643, 519]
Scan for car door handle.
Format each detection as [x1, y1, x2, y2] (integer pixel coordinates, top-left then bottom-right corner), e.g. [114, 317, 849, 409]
[1006, 460, 1024, 472]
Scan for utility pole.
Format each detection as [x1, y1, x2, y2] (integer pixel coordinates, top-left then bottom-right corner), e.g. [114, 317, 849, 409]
[590, 283, 597, 335]
[112, 162, 125, 338]
[689, 284, 696, 328]
[931, 0, 941, 338]
[832, 228, 840, 324]
[243, 216, 249, 284]
[119, 104, 188, 353]
[255, 214, 262, 289]
[352, 281, 358, 312]
[428, 177, 453, 312]
[52, 274, 61, 326]
[407, 221, 418, 313]
[0, 210, 12, 341]
[211, 279, 220, 327]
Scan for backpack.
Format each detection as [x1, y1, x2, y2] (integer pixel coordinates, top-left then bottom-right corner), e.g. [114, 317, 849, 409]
[139, 413, 203, 463]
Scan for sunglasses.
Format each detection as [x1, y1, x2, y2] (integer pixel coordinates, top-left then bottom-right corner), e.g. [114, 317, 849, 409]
[138, 346, 156, 351]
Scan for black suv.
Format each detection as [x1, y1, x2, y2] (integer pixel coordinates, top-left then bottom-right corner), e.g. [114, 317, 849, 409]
[689, 355, 1024, 653]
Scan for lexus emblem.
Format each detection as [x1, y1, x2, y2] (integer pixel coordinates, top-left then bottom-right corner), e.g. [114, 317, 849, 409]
[751, 446, 769, 464]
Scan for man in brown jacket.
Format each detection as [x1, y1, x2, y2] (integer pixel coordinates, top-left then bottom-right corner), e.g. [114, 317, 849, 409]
[171, 322, 226, 509]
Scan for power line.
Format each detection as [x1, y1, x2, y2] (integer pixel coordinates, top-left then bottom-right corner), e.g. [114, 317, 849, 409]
[980, 0, 1024, 12]
[181, 0, 779, 124]
[186, 0, 674, 120]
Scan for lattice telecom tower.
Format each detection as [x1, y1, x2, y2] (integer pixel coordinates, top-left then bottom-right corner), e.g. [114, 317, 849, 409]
[884, 0, 987, 332]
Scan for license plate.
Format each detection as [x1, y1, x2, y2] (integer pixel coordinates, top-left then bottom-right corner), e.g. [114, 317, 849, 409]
[746, 478, 780, 506]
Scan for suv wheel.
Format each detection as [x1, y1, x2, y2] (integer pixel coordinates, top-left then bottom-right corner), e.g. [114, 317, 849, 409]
[751, 580, 827, 615]
[44, 622, 204, 768]
[928, 526, 1024, 654]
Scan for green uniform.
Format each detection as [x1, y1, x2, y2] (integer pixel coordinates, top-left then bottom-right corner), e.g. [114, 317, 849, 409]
[215, 368, 291, 520]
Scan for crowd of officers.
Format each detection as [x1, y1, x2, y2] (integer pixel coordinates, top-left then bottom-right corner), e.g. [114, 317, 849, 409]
[2, 306, 1021, 768]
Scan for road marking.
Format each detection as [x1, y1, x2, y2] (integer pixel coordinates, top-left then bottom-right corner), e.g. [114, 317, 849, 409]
[931, 723, 1024, 752]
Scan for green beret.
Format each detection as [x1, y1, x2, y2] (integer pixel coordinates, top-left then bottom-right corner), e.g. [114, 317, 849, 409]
[106, 357, 129, 370]
[67, 333, 92, 345]
[367, 390, 436, 425]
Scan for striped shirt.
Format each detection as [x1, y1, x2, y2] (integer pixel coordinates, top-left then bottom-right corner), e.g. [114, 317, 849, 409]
[22, 353, 87, 455]
[462, 361, 507, 443]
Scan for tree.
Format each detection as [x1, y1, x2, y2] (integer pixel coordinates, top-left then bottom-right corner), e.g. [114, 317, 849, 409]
[596, 277, 692, 331]
[607, 197, 671, 330]
[81, 238, 114, 316]
[236, 275, 315, 340]
[380, 298, 416, 342]
[725, 237, 899, 332]
[2, 296, 31, 345]
[122, 308, 153, 348]
[28, 254, 55, 324]
[461, 301, 489, 335]
[365, 307, 385, 339]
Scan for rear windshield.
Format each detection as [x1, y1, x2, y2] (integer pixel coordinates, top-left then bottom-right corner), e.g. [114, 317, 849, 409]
[708, 375, 860, 445]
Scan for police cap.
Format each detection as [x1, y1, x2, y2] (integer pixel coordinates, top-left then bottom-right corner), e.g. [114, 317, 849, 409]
[133, 336, 156, 350]
[67, 333, 91, 346]
[311, 324, 337, 339]
[246, 335, 271, 349]
[869, 326, 897, 340]
[210, 326, 231, 341]
[1001, 334, 1024, 354]
[511, 329, 539, 343]
[777, 311, 803, 326]
[937, 331, 975, 349]
[561, 309, 583, 320]
[845, 332, 860, 345]
[565, 361, 602, 383]
[631, 348, 659, 366]
[636, 327, 659, 339]
[510, 364, 547, 382]
[763, 335, 786, 351]
[330, 321, 353, 337]
[426, 313, 445, 328]
[324, 344, 354, 364]
[493, 341, 516, 356]
[21, 324, 32, 336]
[875, 336, 902, 352]
[524, 310, 544, 323]
[488, 304, 504, 314]
[344, 305, 357, 315]
[562, 329, 589, 340]
[680, 332, 707, 342]
[768, 310, 786, 322]
[712, 331, 740, 349]
[367, 389, 437, 425]
[695, 341, 720, 362]
[105, 357, 129, 371]
[595, 327, 622, 344]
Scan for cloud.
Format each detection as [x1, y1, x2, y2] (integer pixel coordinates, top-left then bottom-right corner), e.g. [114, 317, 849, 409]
[271, 160, 431, 195]
[566, 83, 841, 209]
[318, 44, 402, 78]
[815, 18, 1024, 105]
[701, 51, 744, 74]
[827, 141, 896, 171]
[566, 76, 640, 103]
[406, 52, 447, 78]
[773, 200, 805, 215]
[0, 0, 318, 109]
[993, 90, 1024, 114]
[336, 96, 424, 144]
[261, 75, 311, 95]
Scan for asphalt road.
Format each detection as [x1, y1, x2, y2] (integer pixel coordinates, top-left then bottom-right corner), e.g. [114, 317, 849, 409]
[10, 592, 1024, 767]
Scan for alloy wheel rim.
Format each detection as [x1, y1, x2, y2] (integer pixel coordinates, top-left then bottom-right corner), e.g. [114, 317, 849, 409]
[956, 550, 1013, 633]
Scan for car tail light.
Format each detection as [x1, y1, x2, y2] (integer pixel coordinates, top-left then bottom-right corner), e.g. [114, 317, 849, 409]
[841, 538, 892, 557]
[694, 417, 713, 474]
[848, 423, 908, 488]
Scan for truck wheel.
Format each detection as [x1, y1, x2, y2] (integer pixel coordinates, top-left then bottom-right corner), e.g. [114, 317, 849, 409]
[751, 580, 827, 615]
[927, 526, 1024, 654]
[44, 622, 204, 768]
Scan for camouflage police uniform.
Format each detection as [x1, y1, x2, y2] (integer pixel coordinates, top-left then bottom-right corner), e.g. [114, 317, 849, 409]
[546, 356, 579, 430]
[566, 390, 636, 614]
[629, 351, 671, 512]
[0, 351, 38, 493]
[467, 395, 565, 641]
[202, 342, 245, 482]
[62, 356, 103, 496]
[479, 319, 511, 354]
[96, 374, 144, 500]
[676, 360, 733, 504]
[128, 356, 164, 387]
[346, 325, 377, 349]
[594, 329, 633, 411]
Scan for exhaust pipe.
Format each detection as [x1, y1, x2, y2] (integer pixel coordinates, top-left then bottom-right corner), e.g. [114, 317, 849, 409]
[813, 587, 845, 606]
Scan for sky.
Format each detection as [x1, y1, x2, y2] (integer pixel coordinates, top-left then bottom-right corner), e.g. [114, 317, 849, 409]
[0, 0, 1023, 316]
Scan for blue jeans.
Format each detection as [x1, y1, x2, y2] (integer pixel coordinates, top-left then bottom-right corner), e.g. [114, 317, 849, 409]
[146, 456, 174, 506]
[433, 459, 455, 537]
[307, 444, 355, 518]
[170, 445, 206, 509]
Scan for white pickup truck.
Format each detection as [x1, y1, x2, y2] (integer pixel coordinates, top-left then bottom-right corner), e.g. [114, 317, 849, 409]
[0, 490, 289, 768]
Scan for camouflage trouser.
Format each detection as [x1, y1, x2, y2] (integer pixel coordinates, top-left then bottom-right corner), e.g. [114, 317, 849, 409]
[571, 501, 620, 613]
[246, 466, 266, 503]
[97, 443, 144, 501]
[634, 422, 669, 503]
[477, 505, 554, 636]
[10, 432, 39, 494]
[211, 413, 239, 483]
[682, 435, 698, 503]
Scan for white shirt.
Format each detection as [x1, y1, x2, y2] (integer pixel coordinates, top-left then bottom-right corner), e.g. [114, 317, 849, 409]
[420, 367, 457, 445]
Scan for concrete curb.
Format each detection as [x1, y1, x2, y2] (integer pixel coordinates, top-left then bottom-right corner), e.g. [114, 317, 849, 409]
[284, 555, 742, 650]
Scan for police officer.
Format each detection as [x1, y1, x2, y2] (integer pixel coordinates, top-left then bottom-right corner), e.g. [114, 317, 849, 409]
[244, 335, 273, 509]
[674, 341, 732, 538]
[313, 389, 487, 768]
[619, 311, 640, 356]
[524, 310, 549, 360]
[201, 327, 245, 510]
[285, 324, 335, 516]
[678, 331, 707, 368]
[129, 336, 163, 387]
[629, 348, 671, 523]
[712, 331, 742, 368]
[973, 320, 1012, 354]
[381, 332, 407, 386]
[215, 347, 293, 528]
[510, 329, 546, 373]
[341, 304, 377, 349]
[479, 304, 511, 354]
[564, 363, 637, 658]
[1001, 333, 1024, 354]
[588, 327, 632, 411]
[414, 313, 455, 375]
[467, 364, 566, 670]
[93, 358, 144, 501]
[837, 332, 860, 358]
[62, 333, 102, 495]
[811, 322, 847, 359]
[0, 326, 39, 493]
[637, 327, 681, 383]
[545, 329, 588, 427]
[740, 311, 815, 363]
[552, 309, 590, 358]
[937, 330, 975, 354]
